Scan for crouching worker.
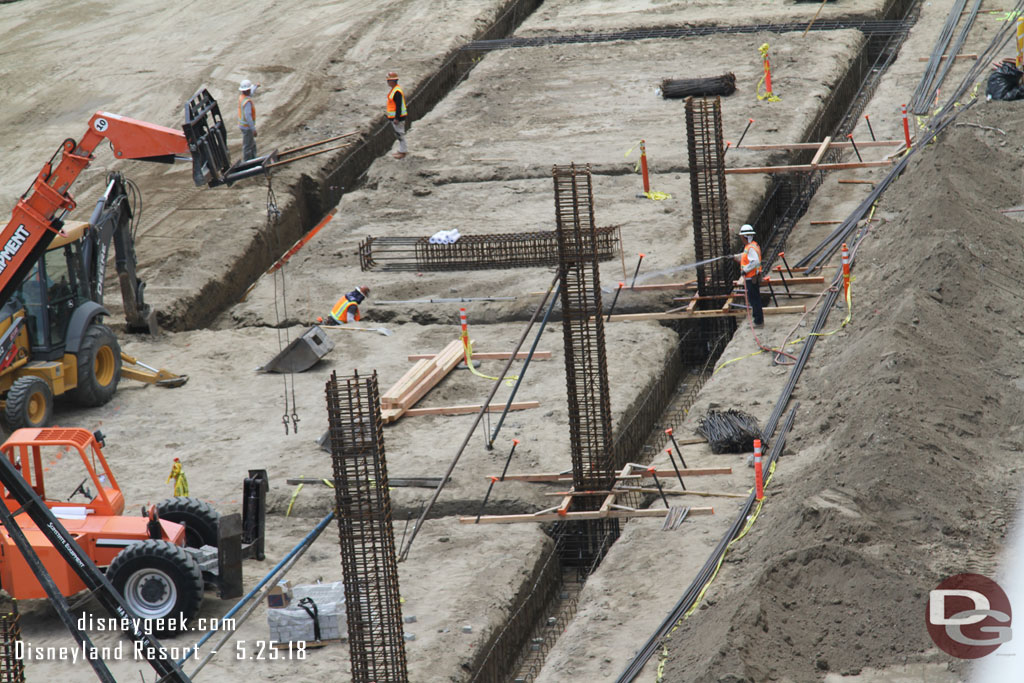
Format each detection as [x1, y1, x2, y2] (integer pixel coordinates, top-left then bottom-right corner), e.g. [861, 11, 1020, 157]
[319, 285, 370, 325]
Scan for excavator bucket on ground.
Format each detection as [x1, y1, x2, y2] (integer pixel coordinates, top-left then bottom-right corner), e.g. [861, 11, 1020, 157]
[120, 352, 188, 387]
[258, 325, 334, 374]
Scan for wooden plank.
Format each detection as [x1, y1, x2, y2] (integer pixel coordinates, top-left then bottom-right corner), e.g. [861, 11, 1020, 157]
[460, 506, 715, 524]
[495, 467, 732, 482]
[402, 401, 541, 417]
[720, 295, 733, 312]
[724, 160, 893, 174]
[809, 135, 832, 168]
[544, 488, 746, 499]
[408, 351, 551, 361]
[600, 305, 805, 322]
[837, 179, 875, 185]
[917, 53, 977, 61]
[809, 220, 842, 225]
[381, 358, 431, 407]
[761, 276, 824, 285]
[736, 140, 903, 151]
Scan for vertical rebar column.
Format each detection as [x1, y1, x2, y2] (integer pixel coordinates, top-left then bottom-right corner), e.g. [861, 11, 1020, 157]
[0, 612, 24, 683]
[326, 371, 408, 683]
[552, 164, 620, 570]
[552, 164, 617, 491]
[685, 96, 734, 299]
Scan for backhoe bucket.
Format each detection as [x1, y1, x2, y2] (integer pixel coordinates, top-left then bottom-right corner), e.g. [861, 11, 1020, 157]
[258, 325, 334, 374]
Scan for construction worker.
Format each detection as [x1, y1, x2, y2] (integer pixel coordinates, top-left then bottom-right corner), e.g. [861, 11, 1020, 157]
[320, 286, 370, 325]
[386, 71, 408, 159]
[238, 79, 259, 161]
[733, 224, 764, 328]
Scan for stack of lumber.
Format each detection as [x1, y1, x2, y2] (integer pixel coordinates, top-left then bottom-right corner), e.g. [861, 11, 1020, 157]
[380, 340, 466, 423]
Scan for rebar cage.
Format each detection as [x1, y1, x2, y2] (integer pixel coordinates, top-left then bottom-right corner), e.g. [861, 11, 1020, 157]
[358, 226, 621, 272]
[685, 96, 736, 299]
[325, 370, 408, 683]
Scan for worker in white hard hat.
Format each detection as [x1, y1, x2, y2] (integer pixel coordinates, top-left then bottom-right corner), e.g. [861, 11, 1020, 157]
[238, 78, 260, 161]
[733, 224, 764, 328]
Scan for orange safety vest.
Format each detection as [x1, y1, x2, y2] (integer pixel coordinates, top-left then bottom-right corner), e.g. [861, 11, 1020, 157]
[740, 240, 761, 279]
[330, 297, 360, 323]
[386, 84, 407, 119]
[238, 94, 255, 129]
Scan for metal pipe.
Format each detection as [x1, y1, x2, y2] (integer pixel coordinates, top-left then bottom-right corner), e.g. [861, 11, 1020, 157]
[400, 272, 560, 561]
[278, 131, 359, 157]
[264, 143, 352, 169]
[488, 280, 561, 448]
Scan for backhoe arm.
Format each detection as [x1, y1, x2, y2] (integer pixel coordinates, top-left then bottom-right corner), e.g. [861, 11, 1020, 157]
[0, 113, 189, 310]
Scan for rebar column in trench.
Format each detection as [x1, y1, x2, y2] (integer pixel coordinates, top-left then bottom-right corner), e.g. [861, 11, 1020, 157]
[552, 163, 620, 567]
[326, 370, 408, 683]
[0, 612, 24, 683]
[685, 96, 735, 299]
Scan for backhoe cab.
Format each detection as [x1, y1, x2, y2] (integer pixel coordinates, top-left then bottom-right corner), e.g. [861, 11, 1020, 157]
[0, 173, 186, 431]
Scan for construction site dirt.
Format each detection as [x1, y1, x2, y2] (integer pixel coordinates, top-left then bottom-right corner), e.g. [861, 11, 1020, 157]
[0, 0, 1020, 682]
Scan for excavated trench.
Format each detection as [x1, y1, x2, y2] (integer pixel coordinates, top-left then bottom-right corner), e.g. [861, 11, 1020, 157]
[461, 0, 921, 680]
[158, 0, 544, 332]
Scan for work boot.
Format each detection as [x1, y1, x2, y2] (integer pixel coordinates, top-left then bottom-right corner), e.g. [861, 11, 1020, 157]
[393, 152, 407, 159]
[753, 322, 764, 329]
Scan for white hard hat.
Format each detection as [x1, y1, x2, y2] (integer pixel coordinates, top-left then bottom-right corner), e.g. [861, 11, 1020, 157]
[739, 224, 756, 236]
[239, 79, 253, 92]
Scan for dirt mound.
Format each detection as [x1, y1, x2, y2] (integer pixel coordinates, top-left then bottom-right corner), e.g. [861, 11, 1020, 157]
[663, 104, 1024, 681]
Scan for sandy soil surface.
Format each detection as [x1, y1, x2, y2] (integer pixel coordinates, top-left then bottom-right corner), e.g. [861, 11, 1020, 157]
[2, 0, 1020, 681]
[520, 0, 890, 34]
[0, 0, 519, 330]
[231, 29, 862, 329]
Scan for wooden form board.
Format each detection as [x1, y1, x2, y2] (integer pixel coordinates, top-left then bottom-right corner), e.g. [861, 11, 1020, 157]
[465, 462, 728, 525]
[736, 140, 903, 151]
[495, 467, 732, 482]
[408, 351, 551, 361]
[402, 401, 540, 417]
[724, 160, 893, 175]
[598, 304, 805, 322]
[380, 339, 466, 423]
[460, 506, 714, 524]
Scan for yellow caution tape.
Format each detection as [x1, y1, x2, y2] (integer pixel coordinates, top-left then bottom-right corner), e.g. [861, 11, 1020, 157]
[286, 483, 303, 517]
[756, 43, 781, 102]
[461, 333, 518, 386]
[643, 191, 672, 201]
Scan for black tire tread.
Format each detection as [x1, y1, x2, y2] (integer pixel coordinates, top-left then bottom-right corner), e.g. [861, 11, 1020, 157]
[4, 376, 53, 430]
[69, 323, 121, 407]
[107, 539, 202, 630]
[156, 497, 221, 548]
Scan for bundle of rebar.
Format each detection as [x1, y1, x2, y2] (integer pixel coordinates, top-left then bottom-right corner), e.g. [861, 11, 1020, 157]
[660, 73, 735, 99]
[695, 409, 763, 454]
[908, 0, 970, 114]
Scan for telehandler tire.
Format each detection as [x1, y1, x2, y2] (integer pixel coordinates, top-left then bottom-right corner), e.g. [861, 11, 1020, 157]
[69, 324, 121, 407]
[3, 376, 53, 430]
[107, 540, 202, 631]
[156, 497, 221, 548]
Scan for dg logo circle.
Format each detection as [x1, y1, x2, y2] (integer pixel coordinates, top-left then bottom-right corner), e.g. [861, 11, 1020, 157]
[926, 573, 1012, 659]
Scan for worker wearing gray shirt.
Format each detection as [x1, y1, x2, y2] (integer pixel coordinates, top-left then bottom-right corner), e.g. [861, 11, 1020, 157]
[238, 79, 258, 161]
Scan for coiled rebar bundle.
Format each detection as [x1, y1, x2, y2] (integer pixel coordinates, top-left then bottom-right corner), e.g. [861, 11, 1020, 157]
[660, 73, 736, 99]
[696, 409, 763, 454]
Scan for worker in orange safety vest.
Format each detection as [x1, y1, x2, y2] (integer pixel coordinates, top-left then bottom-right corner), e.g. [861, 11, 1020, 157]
[733, 224, 764, 328]
[386, 71, 408, 159]
[320, 286, 370, 325]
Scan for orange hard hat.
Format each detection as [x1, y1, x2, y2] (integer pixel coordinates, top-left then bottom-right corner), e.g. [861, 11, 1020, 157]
[386, 71, 399, 81]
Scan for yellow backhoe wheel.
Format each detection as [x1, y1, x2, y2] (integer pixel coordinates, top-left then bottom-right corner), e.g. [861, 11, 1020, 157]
[3, 376, 54, 431]
[69, 324, 122, 407]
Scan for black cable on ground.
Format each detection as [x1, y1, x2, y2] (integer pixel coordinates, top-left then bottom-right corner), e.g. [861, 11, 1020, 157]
[615, 405, 798, 683]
